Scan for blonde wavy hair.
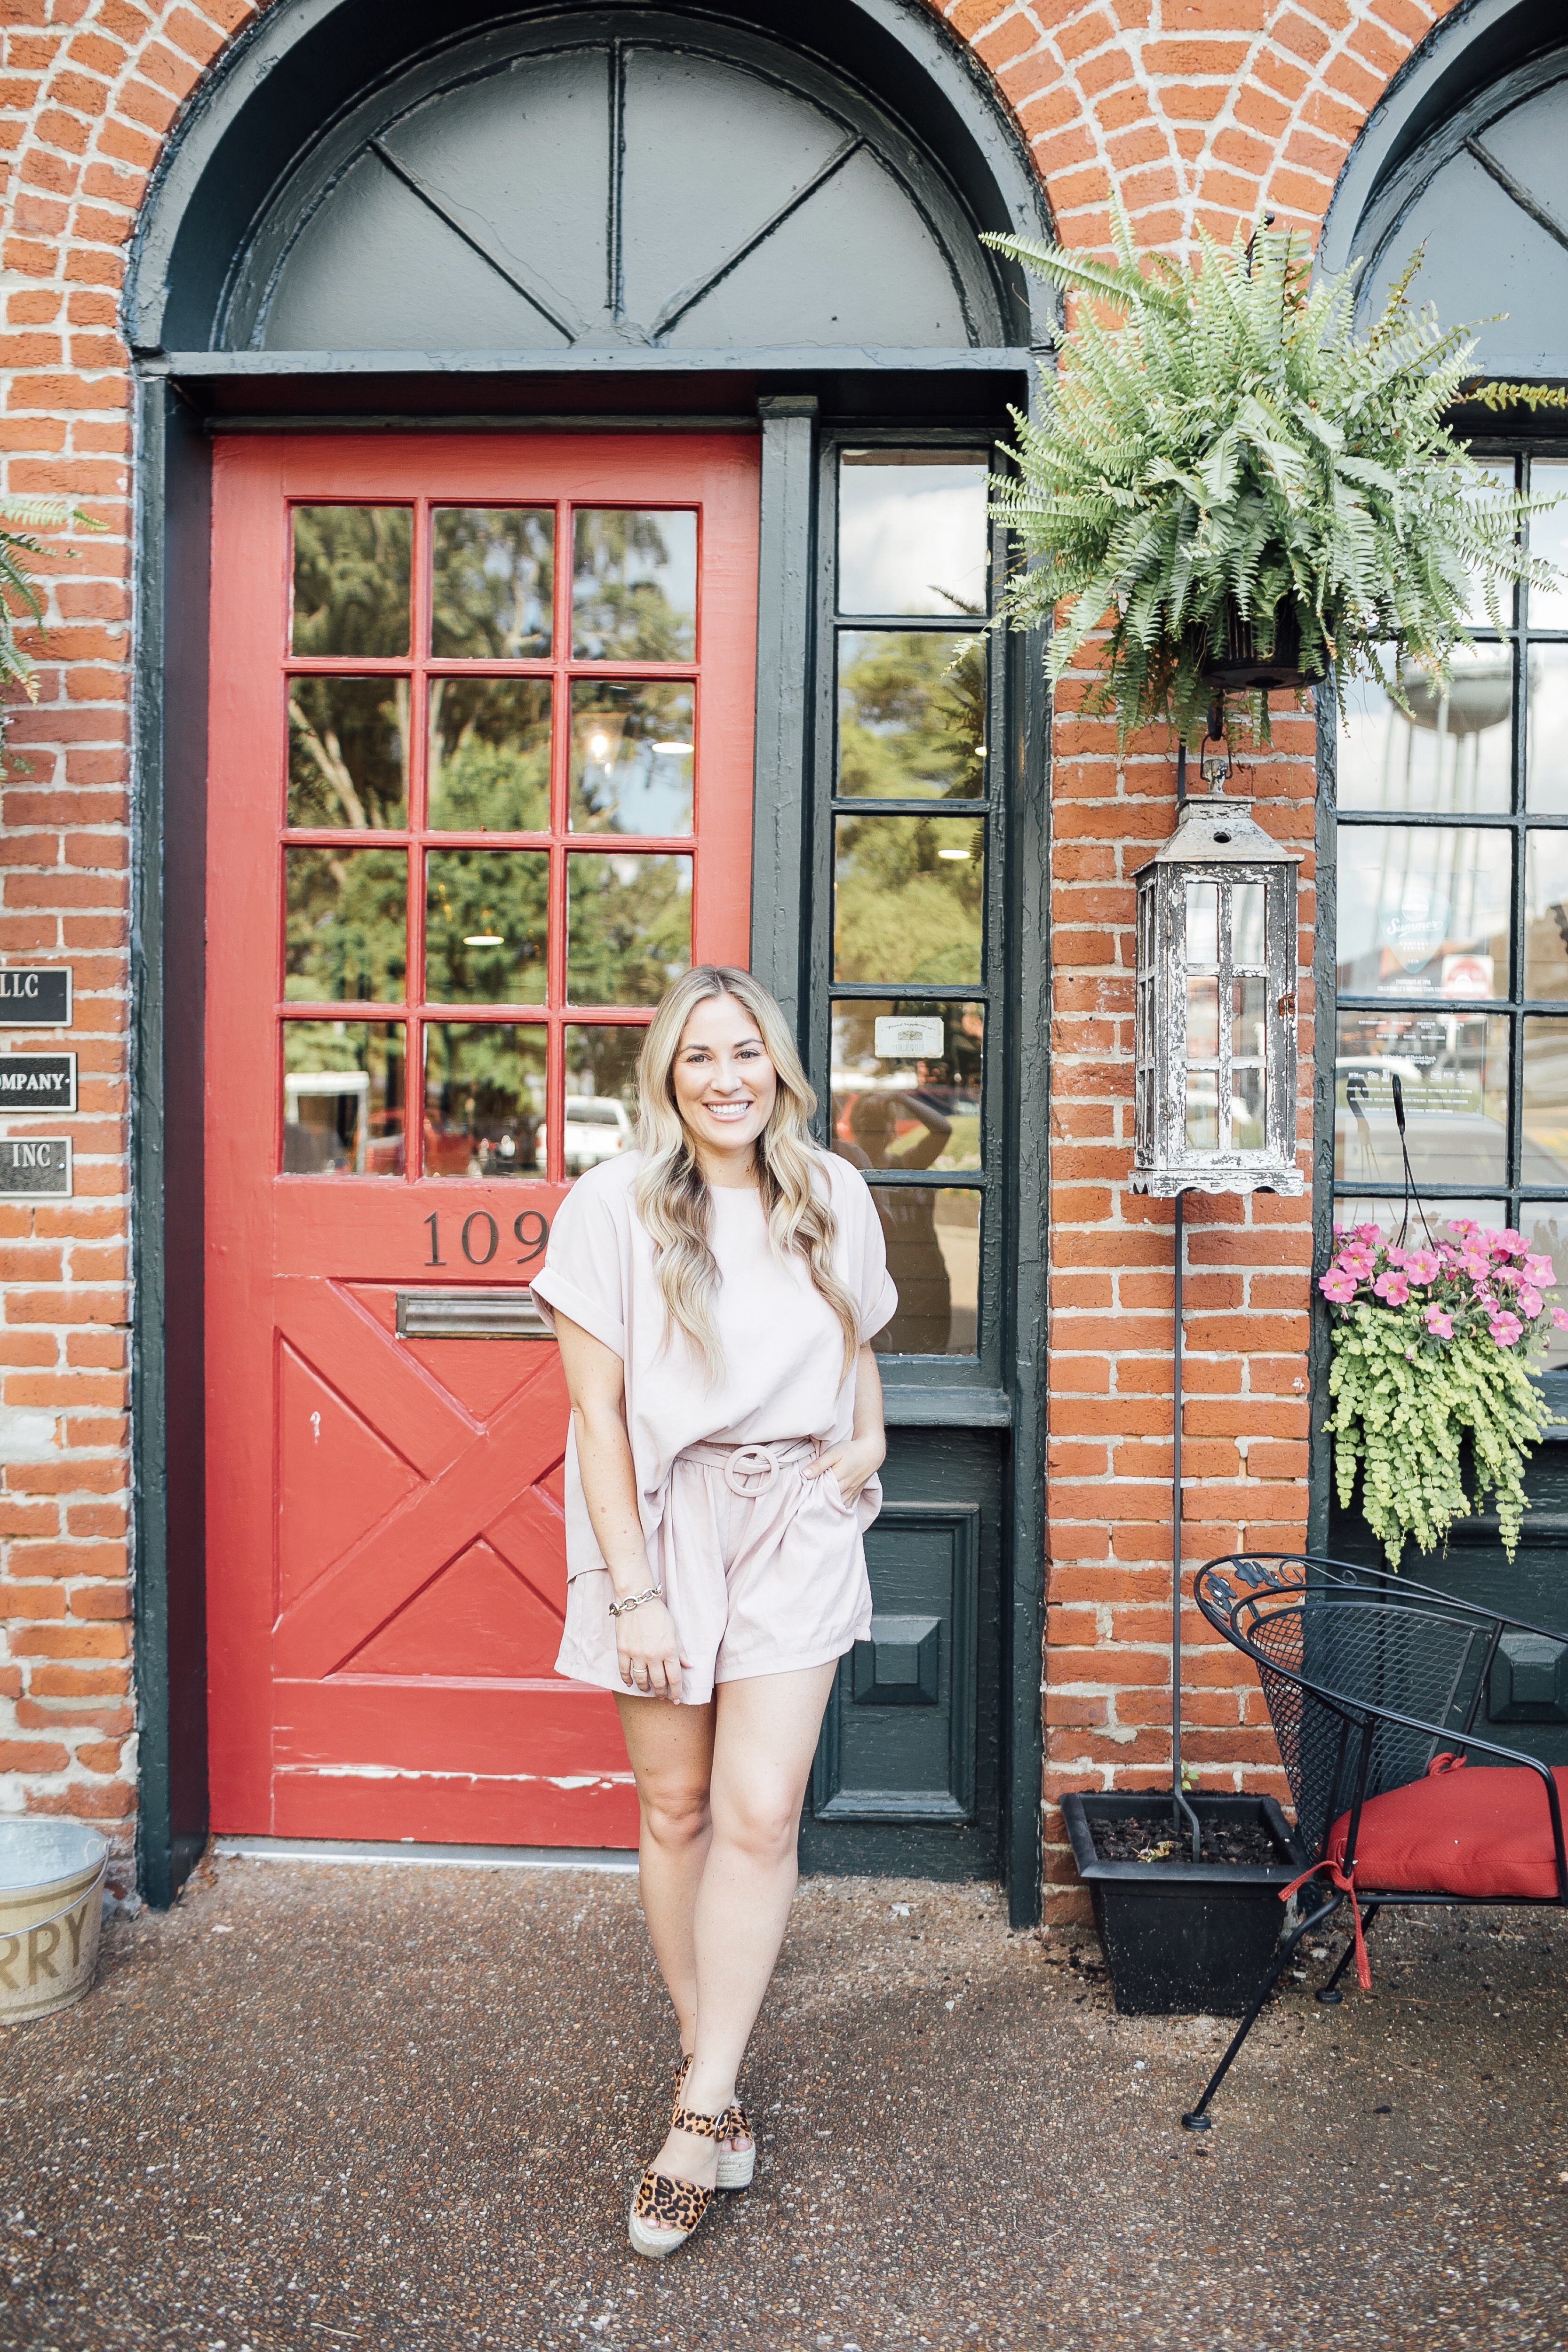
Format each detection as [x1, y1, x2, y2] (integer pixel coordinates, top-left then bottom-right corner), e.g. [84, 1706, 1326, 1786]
[634, 966, 860, 1383]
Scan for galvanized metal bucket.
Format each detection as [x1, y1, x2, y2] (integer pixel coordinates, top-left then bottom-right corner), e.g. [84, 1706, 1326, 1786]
[0, 1820, 108, 2025]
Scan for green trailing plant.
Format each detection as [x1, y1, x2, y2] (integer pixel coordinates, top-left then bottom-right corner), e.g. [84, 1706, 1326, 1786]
[0, 495, 100, 775]
[1466, 381, 1568, 415]
[1320, 1219, 1564, 1565]
[981, 201, 1558, 745]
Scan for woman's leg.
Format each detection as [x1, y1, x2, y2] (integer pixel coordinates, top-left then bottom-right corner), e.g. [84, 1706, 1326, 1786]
[644, 1661, 837, 2207]
[615, 1692, 716, 2055]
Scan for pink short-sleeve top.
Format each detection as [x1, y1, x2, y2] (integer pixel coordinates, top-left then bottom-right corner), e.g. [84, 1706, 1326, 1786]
[530, 1149, 897, 1581]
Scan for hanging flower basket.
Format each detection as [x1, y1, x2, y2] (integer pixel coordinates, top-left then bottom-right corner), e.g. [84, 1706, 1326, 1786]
[980, 201, 1560, 748]
[1321, 1219, 1567, 1565]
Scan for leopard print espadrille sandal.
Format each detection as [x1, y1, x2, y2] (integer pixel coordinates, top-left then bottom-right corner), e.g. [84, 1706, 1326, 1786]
[628, 2105, 722, 2259]
[671, 2057, 754, 2191]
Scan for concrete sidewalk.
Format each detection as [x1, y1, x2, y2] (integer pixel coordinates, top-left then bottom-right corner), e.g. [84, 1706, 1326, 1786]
[1, 1852, 1565, 2351]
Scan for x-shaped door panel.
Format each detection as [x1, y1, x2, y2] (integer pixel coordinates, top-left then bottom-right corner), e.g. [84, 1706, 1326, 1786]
[272, 1279, 570, 1680]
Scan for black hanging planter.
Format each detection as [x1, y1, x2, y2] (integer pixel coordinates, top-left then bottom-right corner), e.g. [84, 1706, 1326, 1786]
[1198, 599, 1313, 692]
[1062, 1792, 1306, 2015]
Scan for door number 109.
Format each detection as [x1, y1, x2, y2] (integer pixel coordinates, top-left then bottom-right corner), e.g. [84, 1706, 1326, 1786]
[423, 1209, 550, 1268]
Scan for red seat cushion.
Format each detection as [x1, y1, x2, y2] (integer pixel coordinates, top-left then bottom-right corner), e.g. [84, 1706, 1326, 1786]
[1326, 1755, 1568, 1901]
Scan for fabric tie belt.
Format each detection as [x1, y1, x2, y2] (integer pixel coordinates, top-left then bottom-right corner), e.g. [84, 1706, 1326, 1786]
[677, 1438, 819, 1497]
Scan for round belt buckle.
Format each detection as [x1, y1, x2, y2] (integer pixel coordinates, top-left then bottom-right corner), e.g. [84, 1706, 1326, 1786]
[724, 1444, 779, 1497]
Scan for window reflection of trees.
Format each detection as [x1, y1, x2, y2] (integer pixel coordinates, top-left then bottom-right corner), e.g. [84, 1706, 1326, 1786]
[836, 632, 985, 800]
[291, 506, 411, 657]
[834, 814, 984, 987]
[425, 850, 549, 1004]
[285, 849, 407, 1003]
[570, 681, 694, 834]
[288, 678, 409, 829]
[430, 509, 553, 659]
[571, 509, 696, 661]
[428, 679, 551, 832]
[282, 500, 703, 1175]
[567, 855, 692, 1007]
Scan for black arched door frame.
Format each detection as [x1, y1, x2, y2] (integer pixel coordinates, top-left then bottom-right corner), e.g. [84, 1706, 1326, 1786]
[127, 0, 1054, 1919]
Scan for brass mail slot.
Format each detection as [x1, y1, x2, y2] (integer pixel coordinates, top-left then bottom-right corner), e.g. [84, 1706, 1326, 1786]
[395, 1287, 549, 1341]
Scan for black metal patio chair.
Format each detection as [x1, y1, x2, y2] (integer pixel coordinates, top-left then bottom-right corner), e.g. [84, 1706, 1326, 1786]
[1179, 1551, 1568, 2130]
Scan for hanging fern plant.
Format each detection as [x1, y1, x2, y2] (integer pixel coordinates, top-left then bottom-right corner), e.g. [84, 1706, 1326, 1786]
[1321, 1220, 1564, 1565]
[0, 496, 99, 774]
[982, 201, 1557, 745]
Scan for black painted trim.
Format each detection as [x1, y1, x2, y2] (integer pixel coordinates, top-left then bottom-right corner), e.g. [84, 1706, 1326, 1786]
[157, 349, 1036, 377]
[1003, 404, 1051, 1931]
[130, 380, 211, 1907]
[749, 394, 818, 1039]
[1308, 687, 1337, 1556]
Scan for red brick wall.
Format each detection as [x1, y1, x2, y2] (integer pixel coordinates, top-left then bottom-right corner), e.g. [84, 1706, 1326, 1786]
[0, 0, 1457, 1896]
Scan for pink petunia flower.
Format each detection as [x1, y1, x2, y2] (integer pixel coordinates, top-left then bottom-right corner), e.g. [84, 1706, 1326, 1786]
[1519, 1286, 1544, 1319]
[1488, 1229, 1528, 1257]
[1459, 1251, 1491, 1280]
[1385, 1245, 1409, 1268]
[1402, 1250, 1441, 1285]
[1337, 1247, 1377, 1279]
[1488, 1311, 1525, 1347]
[1354, 1224, 1381, 1245]
[1554, 1308, 1568, 1332]
[1374, 1271, 1411, 1306]
[1319, 1269, 1358, 1303]
[1424, 1304, 1455, 1338]
[1446, 1219, 1479, 1240]
[1524, 1254, 1557, 1286]
[1493, 1267, 1519, 1289]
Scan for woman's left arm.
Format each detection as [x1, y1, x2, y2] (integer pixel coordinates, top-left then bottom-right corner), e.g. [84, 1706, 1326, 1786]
[803, 1341, 887, 1506]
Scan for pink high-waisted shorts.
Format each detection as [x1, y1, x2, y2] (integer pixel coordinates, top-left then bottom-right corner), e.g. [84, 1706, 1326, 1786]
[555, 1437, 878, 1705]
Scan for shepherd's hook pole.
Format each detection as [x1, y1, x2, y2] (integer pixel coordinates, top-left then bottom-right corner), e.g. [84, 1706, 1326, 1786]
[1170, 739, 1201, 1856]
[1172, 1185, 1202, 1859]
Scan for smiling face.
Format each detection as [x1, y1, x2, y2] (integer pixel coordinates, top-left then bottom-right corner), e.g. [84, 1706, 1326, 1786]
[670, 990, 778, 1181]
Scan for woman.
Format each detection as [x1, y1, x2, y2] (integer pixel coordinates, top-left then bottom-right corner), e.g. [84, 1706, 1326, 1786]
[530, 966, 894, 2257]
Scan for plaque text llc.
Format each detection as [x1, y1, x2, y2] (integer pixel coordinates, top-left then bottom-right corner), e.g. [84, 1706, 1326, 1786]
[0, 968, 72, 1028]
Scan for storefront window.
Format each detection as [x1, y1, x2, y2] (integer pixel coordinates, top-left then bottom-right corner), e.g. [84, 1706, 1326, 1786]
[824, 445, 995, 1359]
[1335, 449, 1568, 1366]
[279, 496, 704, 1181]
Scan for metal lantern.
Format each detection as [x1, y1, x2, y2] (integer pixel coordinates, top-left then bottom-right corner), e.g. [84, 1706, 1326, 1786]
[1131, 792, 1304, 1199]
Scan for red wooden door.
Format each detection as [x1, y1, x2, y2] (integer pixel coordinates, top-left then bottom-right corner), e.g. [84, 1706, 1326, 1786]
[205, 433, 759, 1842]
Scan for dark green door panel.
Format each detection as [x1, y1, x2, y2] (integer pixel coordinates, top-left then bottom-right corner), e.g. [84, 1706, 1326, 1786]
[800, 1428, 1002, 1878]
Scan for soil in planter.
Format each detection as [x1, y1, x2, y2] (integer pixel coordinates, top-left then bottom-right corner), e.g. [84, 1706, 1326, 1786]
[1090, 1812, 1282, 1866]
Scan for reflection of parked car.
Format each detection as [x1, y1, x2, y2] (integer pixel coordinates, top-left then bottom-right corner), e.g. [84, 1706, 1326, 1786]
[421, 1115, 541, 1178]
[540, 1096, 634, 1176]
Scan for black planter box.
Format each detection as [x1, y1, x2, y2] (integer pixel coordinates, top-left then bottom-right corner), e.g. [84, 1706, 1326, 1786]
[1062, 1792, 1307, 2017]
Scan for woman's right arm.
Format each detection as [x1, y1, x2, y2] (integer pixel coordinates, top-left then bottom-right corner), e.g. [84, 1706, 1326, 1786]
[552, 1310, 685, 1702]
